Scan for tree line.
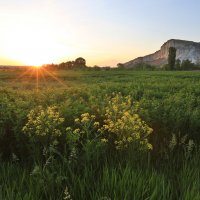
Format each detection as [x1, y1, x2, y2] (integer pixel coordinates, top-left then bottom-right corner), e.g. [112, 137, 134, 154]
[165, 47, 200, 70]
[43, 57, 87, 70]
[117, 47, 200, 71]
[42, 49, 200, 71]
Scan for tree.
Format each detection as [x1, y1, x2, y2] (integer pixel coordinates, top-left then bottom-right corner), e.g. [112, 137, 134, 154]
[65, 61, 74, 69]
[175, 59, 181, 70]
[168, 47, 176, 70]
[93, 65, 101, 71]
[74, 57, 86, 68]
[117, 63, 125, 69]
[181, 59, 194, 70]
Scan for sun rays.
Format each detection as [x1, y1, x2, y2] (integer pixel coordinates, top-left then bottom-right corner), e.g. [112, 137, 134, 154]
[11, 67, 68, 91]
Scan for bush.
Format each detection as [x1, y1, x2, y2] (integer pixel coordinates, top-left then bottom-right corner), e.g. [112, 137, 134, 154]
[100, 93, 153, 151]
[23, 106, 64, 145]
[22, 106, 64, 159]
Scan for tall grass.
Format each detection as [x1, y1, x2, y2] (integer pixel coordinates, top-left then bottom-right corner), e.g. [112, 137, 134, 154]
[0, 70, 200, 199]
[1, 157, 199, 200]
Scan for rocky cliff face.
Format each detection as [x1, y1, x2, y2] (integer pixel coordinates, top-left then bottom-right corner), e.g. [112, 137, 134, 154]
[124, 39, 200, 68]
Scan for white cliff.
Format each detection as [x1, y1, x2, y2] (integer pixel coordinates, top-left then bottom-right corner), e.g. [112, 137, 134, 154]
[124, 39, 200, 68]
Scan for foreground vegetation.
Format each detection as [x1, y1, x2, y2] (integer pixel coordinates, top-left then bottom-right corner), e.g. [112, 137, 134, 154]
[0, 69, 200, 200]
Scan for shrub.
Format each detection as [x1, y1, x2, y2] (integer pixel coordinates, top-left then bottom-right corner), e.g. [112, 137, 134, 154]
[23, 106, 64, 147]
[100, 93, 153, 151]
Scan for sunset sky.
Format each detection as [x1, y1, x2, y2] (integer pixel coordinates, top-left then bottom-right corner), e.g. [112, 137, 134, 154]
[0, 0, 200, 67]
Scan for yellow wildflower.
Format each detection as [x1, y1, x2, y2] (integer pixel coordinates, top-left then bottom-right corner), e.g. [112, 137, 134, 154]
[81, 116, 89, 123]
[75, 118, 80, 123]
[94, 122, 100, 127]
[73, 128, 80, 134]
[101, 138, 108, 143]
[147, 143, 153, 150]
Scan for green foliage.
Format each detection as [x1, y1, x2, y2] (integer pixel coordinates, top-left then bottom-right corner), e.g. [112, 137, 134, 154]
[181, 59, 195, 70]
[66, 113, 105, 164]
[100, 93, 153, 151]
[168, 47, 176, 70]
[1, 158, 200, 200]
[166, 59, 200, 71]
[131, 64, 157, 71]
[23, 106, 64, 147]
[0, 69, 200, 199]
[175, 59, 181, 70]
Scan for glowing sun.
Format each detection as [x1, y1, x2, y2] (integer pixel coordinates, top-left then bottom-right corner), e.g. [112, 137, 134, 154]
[2, 24, 70, 66]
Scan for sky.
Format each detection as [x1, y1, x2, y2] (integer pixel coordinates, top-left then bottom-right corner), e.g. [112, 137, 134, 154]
[0, 0, 200, 67]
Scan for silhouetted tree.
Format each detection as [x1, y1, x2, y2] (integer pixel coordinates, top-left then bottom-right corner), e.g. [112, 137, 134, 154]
[44, 57, 88, 70]
[168, 47, 176, 70]
[102, 66, 111, 70]
[117, 63, 125, 69]
[74, 57, 86, 68]
[65, 61, 74, 69]
[93, 65, 101, 71]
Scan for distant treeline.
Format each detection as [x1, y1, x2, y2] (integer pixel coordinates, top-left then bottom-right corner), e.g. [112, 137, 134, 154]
[117, 60, 200, 71]
[1, 53, 200, 71]
[43, 57, 115, 71]
[43, 54, 200, 71]
[43, 57, 87, 70]
[117, 46, 200, 71]
[163, 59, 200, 71]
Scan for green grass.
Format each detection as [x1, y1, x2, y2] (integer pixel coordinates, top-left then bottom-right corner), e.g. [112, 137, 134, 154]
[0, 69, 200, 199]
[1, 156, 200, 200]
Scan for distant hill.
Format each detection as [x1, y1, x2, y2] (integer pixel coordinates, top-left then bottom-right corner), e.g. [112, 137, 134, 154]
[124, 39, 200, 68]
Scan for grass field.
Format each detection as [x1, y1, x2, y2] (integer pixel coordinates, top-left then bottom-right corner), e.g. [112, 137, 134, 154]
[0, 69, 200, 200]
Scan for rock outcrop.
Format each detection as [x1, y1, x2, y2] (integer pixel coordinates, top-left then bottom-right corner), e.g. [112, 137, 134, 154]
[124, 39, 200, 68]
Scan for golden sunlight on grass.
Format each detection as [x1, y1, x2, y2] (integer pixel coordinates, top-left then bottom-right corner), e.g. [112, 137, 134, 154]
[8, 66, 67, 93]
[33, 65, 42, 68]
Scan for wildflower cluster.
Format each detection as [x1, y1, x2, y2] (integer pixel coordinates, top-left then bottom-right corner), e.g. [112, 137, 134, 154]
[22, 106, 64, 144]
[100, 93, 153, 151]
[169, 134, 195, 159]
[66, 113, 104, 162]
[63, 186, 72, 200]
[72, 113, 100, 140]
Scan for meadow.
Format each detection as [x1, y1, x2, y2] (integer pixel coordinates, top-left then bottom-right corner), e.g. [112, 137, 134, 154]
[0, 68, 200, 200]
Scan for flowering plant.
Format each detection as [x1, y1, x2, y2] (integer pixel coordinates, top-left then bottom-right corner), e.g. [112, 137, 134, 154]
[22, 106, 64, 146]
[100, 93, 153, 151]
